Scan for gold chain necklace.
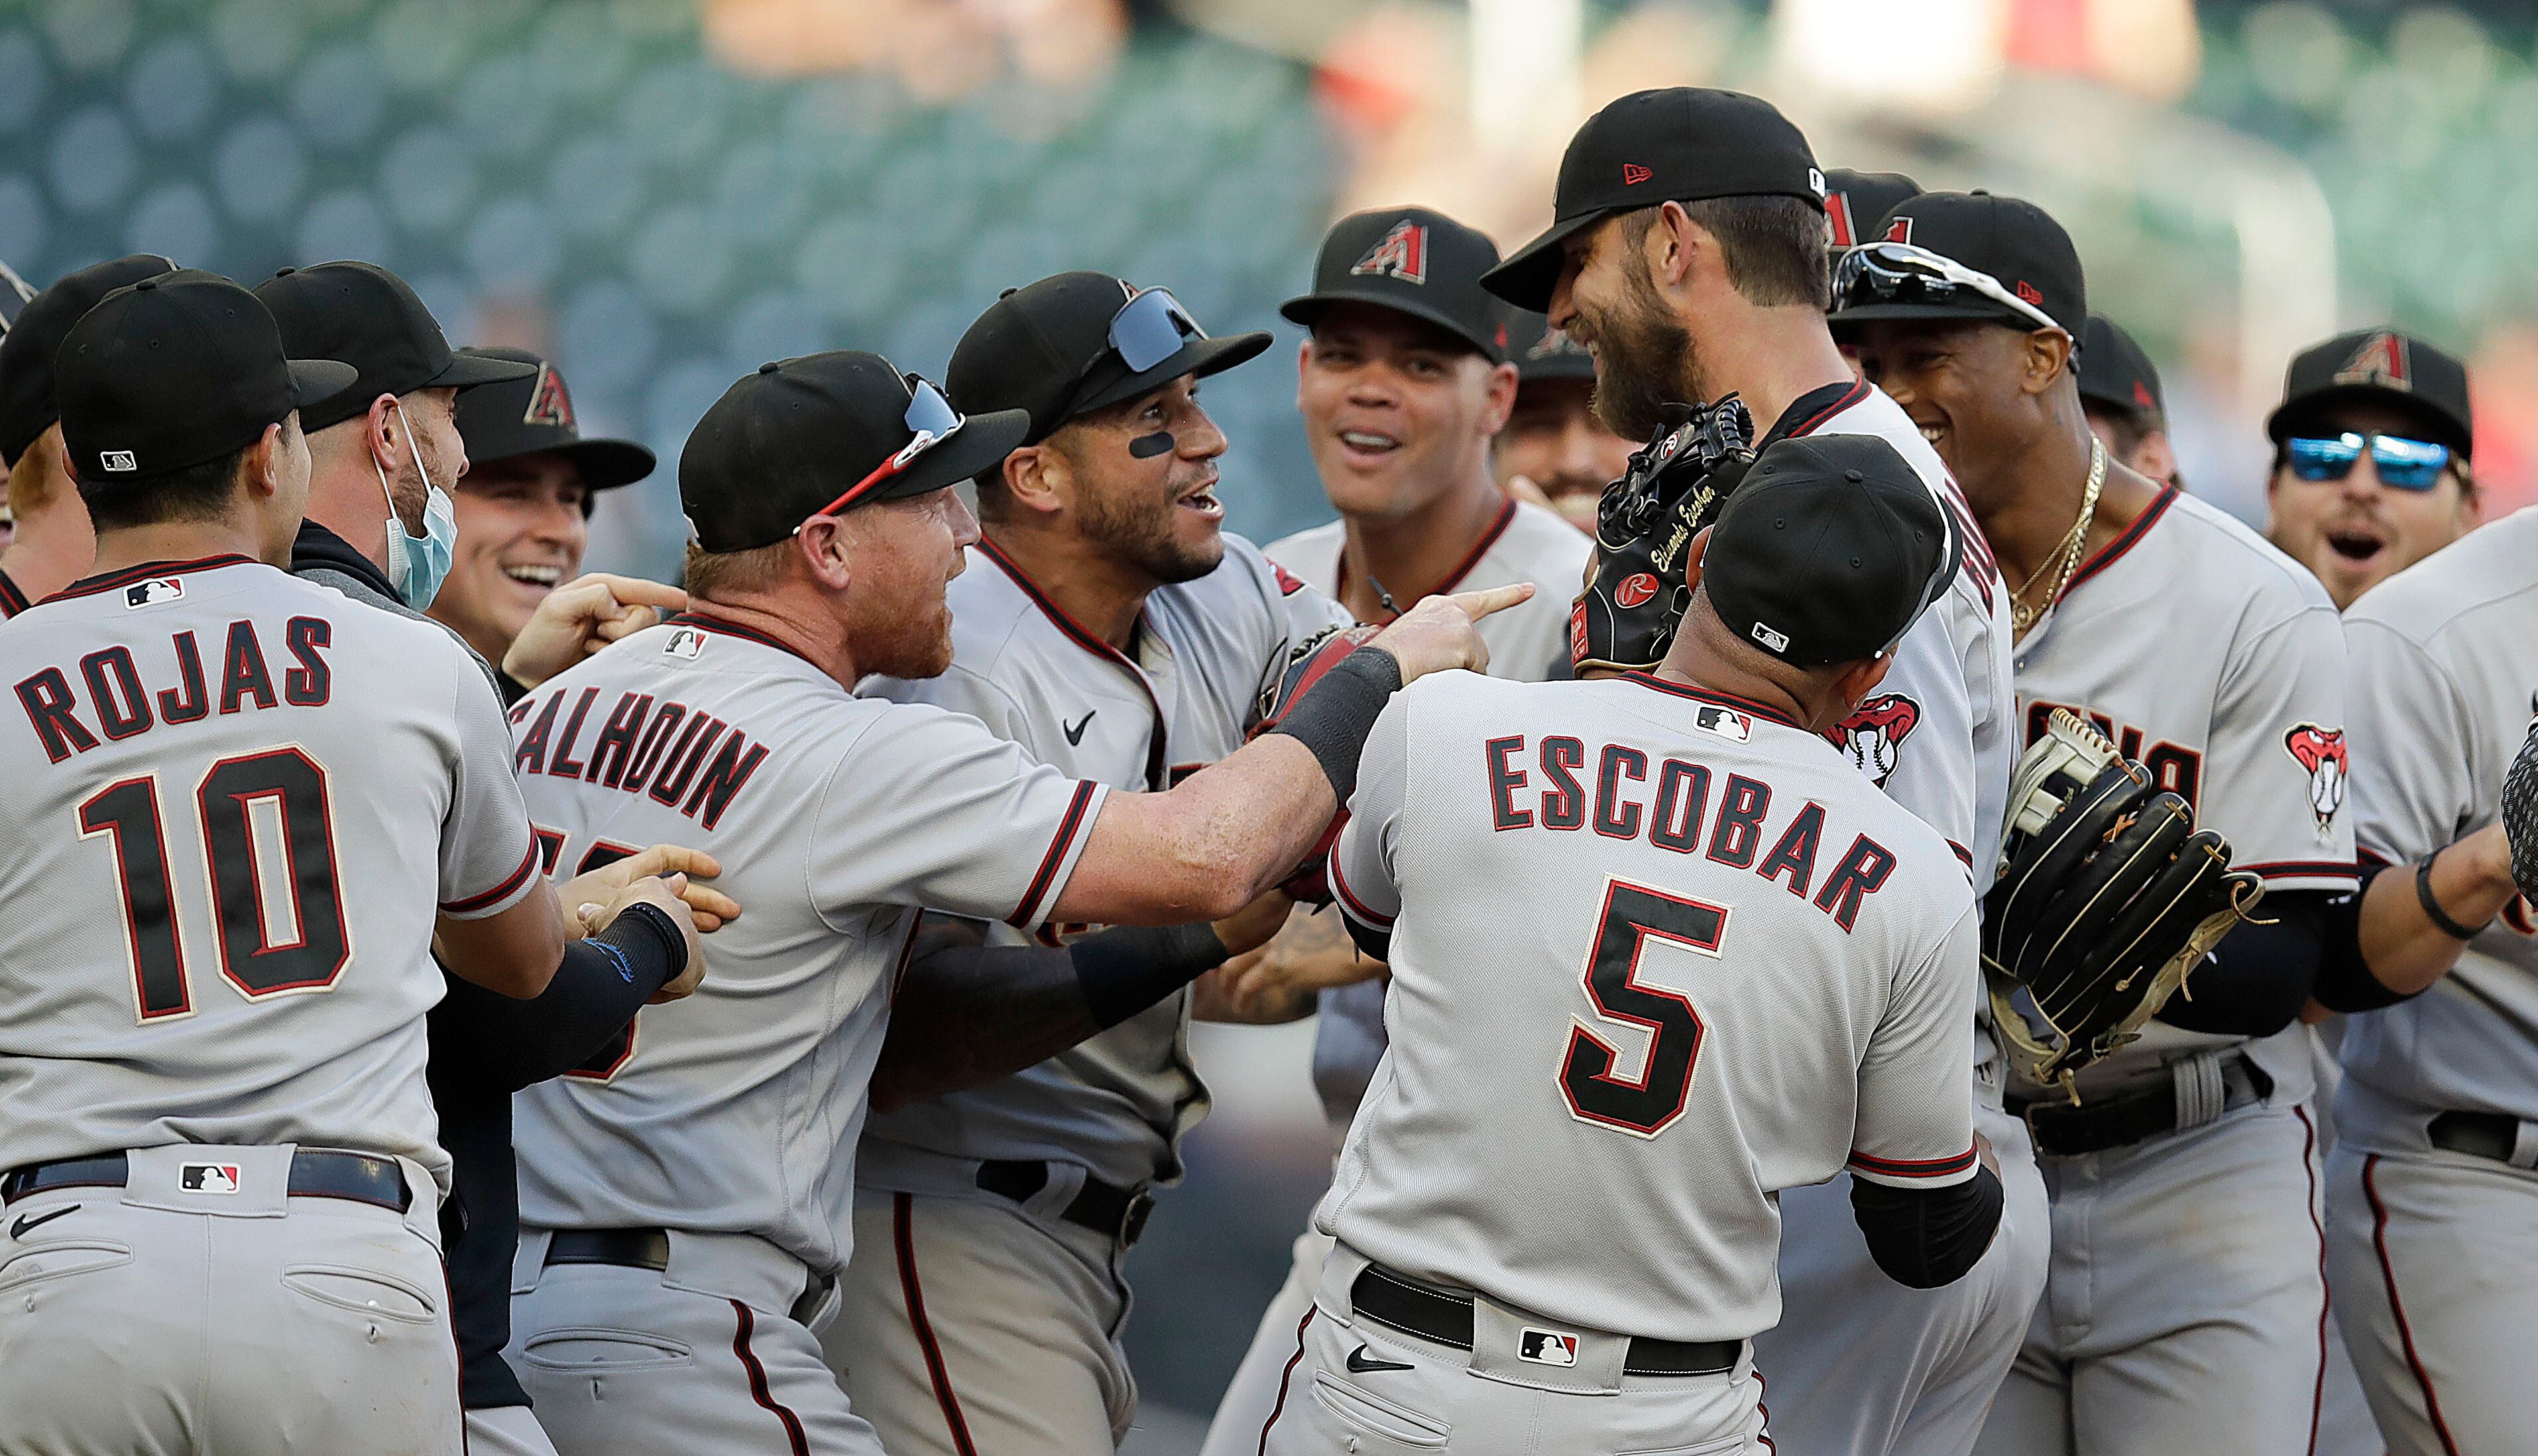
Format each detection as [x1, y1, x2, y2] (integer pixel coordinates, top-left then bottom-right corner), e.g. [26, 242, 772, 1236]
[2010, 436, 2105, 636]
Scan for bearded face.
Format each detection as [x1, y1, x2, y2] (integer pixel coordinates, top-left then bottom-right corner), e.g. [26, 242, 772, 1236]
[1571, 252, 1698, 442]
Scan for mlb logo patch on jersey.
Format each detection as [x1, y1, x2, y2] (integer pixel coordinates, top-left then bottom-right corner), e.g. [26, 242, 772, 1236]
[1519, 1327, 1580, 1367]
[179, 1163, 241, 1195]
[124, 577, 183, 608]
[1694, 704, 1751, 742]
[664, 627, 706, 659]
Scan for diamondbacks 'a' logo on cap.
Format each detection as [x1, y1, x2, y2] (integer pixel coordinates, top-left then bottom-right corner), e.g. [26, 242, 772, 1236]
[1882, 217, 1913, 244]
[1621, 163, 1653, 186]
[125, 578, 183, 608]
[1827, 692, 1920, 787]
[2333, 332, 2411, 392]
[100, 450, 137, 473]
[1350, 220, 1428, 285]
[2283, 723, 2348, 832]
[1827, 192, 1862, 248]
[180, 1163, 241, 1194]
[1519, 1327, 1580, 1367]
[523, 362, 577, 428]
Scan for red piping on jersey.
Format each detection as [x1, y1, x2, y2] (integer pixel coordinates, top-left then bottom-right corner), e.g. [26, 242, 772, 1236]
[48, 553, 260, 602]
[1775, 378, 1871, 439]
[2296, 1107, 2327, 1456]
[0, 566, 26, 617]
[2364, 1154, 2462, 1455]
[1332, 497, 1518, 622]
[440, 843, 540, 915]
[663, 610, 821, 669]
[1847, 1145, 1979, 1180]
[2240, 860, 2363, 884]
[895, 1193, 983, 1456]
[1620, 673, 1805, 730]
[728, 1298, 812, 1456]
[1257, 1306, 1316, 1456]
[1330, 854, 1393, 927]
[975, 536, 1169, 789]
[1008, 780, 1099, 928]
[2062, 485, 2178, 596]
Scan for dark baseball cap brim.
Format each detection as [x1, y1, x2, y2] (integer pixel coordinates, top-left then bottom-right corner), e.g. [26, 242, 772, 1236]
[1070, 331, 1270, 418]
[2265, 388, 2473, 460]
[1478, 211, 1606, 314]
[473, 436, 658, 492]
[289, 359, 359, 412]
[1281, 287, 1506, 358]
[1829, 298, 2032, 328]
[424, 351, 539, 390]
[880, 406, 1033, 502]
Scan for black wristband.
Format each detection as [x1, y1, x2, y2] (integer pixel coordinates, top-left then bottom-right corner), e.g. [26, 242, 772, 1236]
[2416, 847, 2491, 940]
[592, 900, 687, 986]
[1070, 922, 1232, 1029]
[1267, 648, 1402, 803]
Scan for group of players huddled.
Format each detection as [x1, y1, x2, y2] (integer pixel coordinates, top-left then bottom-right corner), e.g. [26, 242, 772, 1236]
[1, 84, 2534, 1456]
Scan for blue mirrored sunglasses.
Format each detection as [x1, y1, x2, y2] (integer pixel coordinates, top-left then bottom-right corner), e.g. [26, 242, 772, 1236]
[1109, 286, 1206, 373]
[2284, 432, 2453, 491]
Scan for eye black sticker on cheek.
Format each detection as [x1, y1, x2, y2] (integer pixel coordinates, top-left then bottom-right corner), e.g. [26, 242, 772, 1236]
[1128, 431, 1176, 459]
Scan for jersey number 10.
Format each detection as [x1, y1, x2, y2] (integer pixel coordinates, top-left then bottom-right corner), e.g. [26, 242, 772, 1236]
[1560, 881, 1727, 1138]
[78, 748, 349, 1023]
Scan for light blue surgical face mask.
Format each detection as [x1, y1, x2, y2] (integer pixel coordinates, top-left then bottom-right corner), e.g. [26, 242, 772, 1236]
[373, 398, 458, 609]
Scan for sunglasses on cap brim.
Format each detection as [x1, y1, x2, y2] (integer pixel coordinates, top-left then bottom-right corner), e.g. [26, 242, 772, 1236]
[2283, 432, 2455, 491]
[796, 374, 967, 530]
[1834, 242, 2064, 338]
[1109, 286, 1208, 374]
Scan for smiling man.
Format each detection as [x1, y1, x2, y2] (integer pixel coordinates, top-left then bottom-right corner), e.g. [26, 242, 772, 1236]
[2262, 329, 2479, 610]
[434, 347, 658, 669]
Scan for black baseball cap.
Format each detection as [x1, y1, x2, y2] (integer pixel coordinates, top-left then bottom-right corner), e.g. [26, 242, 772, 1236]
[255, 261, 536, 433]
[1283, 207, 1510, 361]
[1833, 191, 2087, 336]
[949, 272, 1268, 448]
[1483, 88, 1826, 313]
[681, 351, 1028, 553]
[1703, 434, 1952, 668]
[2266, 329, 2472, 461]
[1823, 169, 1922, 249]
[56, 270, 355, 483]
[1506, 309, 1595, 385]
[451, 346, 654, 494]
[2077, 315, 2165, 419]
[0, 253, 176, 466]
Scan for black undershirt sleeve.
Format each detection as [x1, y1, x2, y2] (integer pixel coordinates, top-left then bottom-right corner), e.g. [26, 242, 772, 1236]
[2152, 889, 2332, 1037]
[432, 902, 683, 1093]
[1849, 1165, 2004, 1289]
[2311, 862, 2420, 1013]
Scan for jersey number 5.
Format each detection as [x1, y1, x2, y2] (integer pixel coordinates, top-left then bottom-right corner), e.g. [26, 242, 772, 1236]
[78, 749, 349, 1023]
[1560, 881, 1727, 1138]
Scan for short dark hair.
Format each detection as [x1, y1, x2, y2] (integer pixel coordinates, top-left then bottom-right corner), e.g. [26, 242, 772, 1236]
[78, 443, 251, 532]
[1630, 195, 1831, 311]
[2085, 400, 2160, 459]
[680, 537, 792, 600]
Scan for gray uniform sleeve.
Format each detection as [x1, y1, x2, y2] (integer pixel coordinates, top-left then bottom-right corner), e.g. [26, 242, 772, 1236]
[1867, 605, 1986, 875]
[2344, 616, 2478, 865]
[439, 646, 542, 919]
[2208, 603, 2357, 888]
[1330, 692, 1411, 932]
[1849, 903, 1983, 1189]
[808, 704, 1110, 931]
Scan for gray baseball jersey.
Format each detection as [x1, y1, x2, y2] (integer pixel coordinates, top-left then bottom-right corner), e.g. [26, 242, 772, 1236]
[1321, 671, 1982, 1343]
[0, 555, 540, 1191]
[508, 613, 1109, 1278]
[856, 532, 1355, 1191]
[2008, 486, 2354, 1100]
[2336, 505, 2538, 1150]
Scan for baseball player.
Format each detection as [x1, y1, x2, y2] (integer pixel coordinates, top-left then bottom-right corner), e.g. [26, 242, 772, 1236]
[0, 270, 690, 1454]
[2312, 505, 2538, 1455]
[824, 272, 1360, 1456]
[1485, 89, 2029, 1456]
[1260, 437, 2002, 1456]
[1825, 168, 1924, 252]
[1493, 308, 1633, 532]
[1835, 192, 2357, 1456]
[2262, 329, 2480, 611]
[0, 254, 174, 614]
[2074, 315, 2178, 487]
[502, 349, 1515, 1455]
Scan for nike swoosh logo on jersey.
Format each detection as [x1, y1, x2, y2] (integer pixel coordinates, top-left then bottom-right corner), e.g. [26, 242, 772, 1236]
[1063, 710, 1097, 746]
[9, 1205, 76, 1239]
[1345, 1343, 1413, 1374]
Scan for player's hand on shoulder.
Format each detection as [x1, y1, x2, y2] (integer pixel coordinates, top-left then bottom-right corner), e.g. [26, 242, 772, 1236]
[574, 873, 708, 1003]
[503, 573, 689, 690]
[560, 843, 741, 934]
[1369, 581, 1534, 681]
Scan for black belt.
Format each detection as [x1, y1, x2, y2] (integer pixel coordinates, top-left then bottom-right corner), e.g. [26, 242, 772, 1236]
[2012, 1054, 2272, 1158]
[1, 1150, 410, 1213]
[976, 1160, 1154, 1248]
[546, 1227, 672, 1272]
[2428, 1111, 2535, 1166]
[1351, 1264, 1741, 1378]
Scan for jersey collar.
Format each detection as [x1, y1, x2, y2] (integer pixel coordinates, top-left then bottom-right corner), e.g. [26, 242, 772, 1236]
[51, 553, 263, 602]
[973, 536, 1170, 791]
[663, 610, 823, 669]
[1333, 496, 1517, 622]
[1621, 671, 1806, 730]
[2062, 484, 2178, 598]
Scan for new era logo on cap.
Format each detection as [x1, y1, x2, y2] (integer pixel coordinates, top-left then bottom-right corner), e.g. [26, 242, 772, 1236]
[100, 450, 136, 473]
[2014, 281, 2045, 306]
[523, 361, 576, 427]
[1621, 163, 1653, 186]
[180, 1163, 241, 1195]
[125, 578, 183, 608]
[1350, 220, 1429, 285]
[1519, 1328, 1580, 1367]
[2133, 381, 2156, 410]
[2334, 331, 2411, 391]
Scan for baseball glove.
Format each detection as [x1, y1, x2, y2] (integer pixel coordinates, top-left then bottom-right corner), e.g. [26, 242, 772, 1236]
[1250, 622, 1383, 905]
[1984, 709, 2266, 1094]
[2504, 716, 2538, 904]
[1570, 394, 1757, 676]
